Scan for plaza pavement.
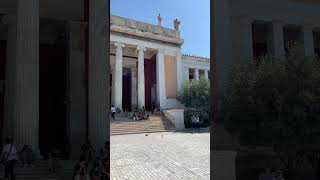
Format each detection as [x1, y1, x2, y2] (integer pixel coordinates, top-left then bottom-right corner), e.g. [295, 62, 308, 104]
[110, 129, 210, 180]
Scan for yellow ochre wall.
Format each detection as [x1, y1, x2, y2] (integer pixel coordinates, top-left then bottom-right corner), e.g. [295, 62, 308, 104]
[164, 55, 177, 98]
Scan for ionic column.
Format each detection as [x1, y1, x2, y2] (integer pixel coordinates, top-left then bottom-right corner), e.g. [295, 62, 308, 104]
[237, 17, 254, 61]
[204, 69, 209, 80]
[195, 68, 200, 80]
[88, 0, 108, 149]
[111, 67, 115, 106]
[176, 51, 183, 93]
[156, 49, 167, 109]
[137, 46, 146, 108]
[67, 21, 87, 159]
[114, 42, 125, 110]
[14, 0, 39, 150]
[2, 14, 17, 139]
[131, 68, 137, 110]
[184, 66, 189, 81]
[271, 21, 285, 58]
[303, 25, 315, 57]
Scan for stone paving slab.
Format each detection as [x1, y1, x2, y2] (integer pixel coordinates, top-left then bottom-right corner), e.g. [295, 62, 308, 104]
[111, 131, 210, 180]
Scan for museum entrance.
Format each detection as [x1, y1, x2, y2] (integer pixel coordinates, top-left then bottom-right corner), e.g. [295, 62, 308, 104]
[39, 24, 68, 159]
[122, 68, 132, 111]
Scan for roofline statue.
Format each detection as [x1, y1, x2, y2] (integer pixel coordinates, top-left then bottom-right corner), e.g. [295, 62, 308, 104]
[158, 14, 162, 26]
[174, 18, 180, 31]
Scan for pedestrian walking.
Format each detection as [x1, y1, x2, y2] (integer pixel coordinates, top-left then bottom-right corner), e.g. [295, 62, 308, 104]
[0, 137, 19, 180]
[195, 114, 200, 132]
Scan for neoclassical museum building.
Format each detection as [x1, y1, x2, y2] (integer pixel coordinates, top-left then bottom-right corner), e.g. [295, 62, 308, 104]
[0, 1, 209, 158]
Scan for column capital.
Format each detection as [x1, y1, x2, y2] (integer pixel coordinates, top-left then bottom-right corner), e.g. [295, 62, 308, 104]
[2, 14, 17, 25]
[137, 45, 146, 52]
[114, 41, 125, 48]
[303, 24, 315, 31]
[235, 16, 254, 24]
[158, 48, 166, 54]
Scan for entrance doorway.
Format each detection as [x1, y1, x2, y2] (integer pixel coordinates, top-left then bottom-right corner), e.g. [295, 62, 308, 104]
[122, 68, 131, 111]
[39, 34, 68, 158]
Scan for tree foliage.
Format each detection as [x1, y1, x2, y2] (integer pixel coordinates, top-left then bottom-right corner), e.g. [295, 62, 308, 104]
[177, 78, 210, 112]
[223, 44, 320, 177]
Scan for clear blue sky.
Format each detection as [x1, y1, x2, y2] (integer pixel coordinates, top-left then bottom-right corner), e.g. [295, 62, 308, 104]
[110, 0, 210, 58]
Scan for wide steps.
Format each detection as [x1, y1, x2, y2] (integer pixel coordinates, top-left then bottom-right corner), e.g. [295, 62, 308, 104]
[0, 160, 75, 180]
[111, 115, 175, 135]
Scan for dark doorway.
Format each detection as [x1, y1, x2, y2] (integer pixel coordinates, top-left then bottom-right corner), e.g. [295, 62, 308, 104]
[144, 55, 156, 111]
[0, 40, 6, 140]
[122, 69, 131, 111]
[39, 35, 68, 159]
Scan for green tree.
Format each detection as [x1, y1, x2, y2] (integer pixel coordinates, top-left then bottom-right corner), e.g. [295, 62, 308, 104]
[177, 78, 210, 112]
[223, 44, 320, 179]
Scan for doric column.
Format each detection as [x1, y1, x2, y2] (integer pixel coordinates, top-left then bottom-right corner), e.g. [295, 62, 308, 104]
[176, 51, 183, 94]
[303, 25, 315, 57]
[88, 0, 108, 149]
[137, 45, 146, 108]
[195, 68, 200, 80]
[113, 42, 125, 110]
[131, 68, 137, 110]
[271, 21, 285, 58]
[184, 66, 189, 81]
[238, 17, 254, 61]
[2, 14, 17, 139]
[14, 0, 39, 151]
[204, 69, 209, 80]
[156, 49, 167, 109]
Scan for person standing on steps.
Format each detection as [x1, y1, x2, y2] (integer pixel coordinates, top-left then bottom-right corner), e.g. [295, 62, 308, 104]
[111, 105, 116, 120]
[0, 137, 19, 180]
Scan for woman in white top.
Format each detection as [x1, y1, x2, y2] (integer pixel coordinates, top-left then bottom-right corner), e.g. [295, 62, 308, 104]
[0, 137, 19, 180]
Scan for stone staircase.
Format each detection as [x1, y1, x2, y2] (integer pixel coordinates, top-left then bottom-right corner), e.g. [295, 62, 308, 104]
[111, 114, 176, 135]
[0, 159, 66, 180]
[0, 159, 92, 180]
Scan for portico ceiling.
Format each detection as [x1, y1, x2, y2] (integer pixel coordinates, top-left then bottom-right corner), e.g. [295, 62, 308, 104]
[0, 0, 85, 21]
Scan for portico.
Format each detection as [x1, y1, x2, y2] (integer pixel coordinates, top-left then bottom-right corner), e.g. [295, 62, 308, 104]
[0, 0, 108, 159]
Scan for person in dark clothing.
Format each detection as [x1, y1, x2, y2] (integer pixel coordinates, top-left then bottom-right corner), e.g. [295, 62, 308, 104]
[0, 137, 19, 180]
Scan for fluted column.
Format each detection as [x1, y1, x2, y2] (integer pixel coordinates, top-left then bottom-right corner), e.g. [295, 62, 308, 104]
[176, 51, 183, 94]
[137, 45, 146, 108]
[114, 42, 125, 110]
[131, 68, 137, 110]
[238, 17, 253, 61]
[204, 69, 209, 80]
[88, 0, 108, 149]
[303, 25, 315, 57]
[271, 21, 285, 58]
[195, 68, 200, 80]
[14, 0, 39, 150]
[156, 49, 167, 109]
[111, 67, 115, 106]
[2, 14, 17, 139]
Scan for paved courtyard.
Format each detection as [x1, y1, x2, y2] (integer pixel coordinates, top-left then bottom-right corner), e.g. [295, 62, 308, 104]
[110, 130, 210, 180]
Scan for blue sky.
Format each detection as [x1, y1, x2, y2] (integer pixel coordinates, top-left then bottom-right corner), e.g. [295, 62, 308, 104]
[110, 0, 210, 58]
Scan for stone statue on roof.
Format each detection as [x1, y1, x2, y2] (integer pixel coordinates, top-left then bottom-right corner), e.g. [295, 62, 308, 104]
[174, 18, 180, 31]
[158, 14, 162, 26]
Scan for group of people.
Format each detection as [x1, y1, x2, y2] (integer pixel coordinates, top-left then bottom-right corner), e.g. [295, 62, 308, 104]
[191, 113, 200, 132]
[259, 168, 285, 180]
[132, 106, 149, 121]
[73, 140, 110, 180]
[0, 137, 35, 180]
